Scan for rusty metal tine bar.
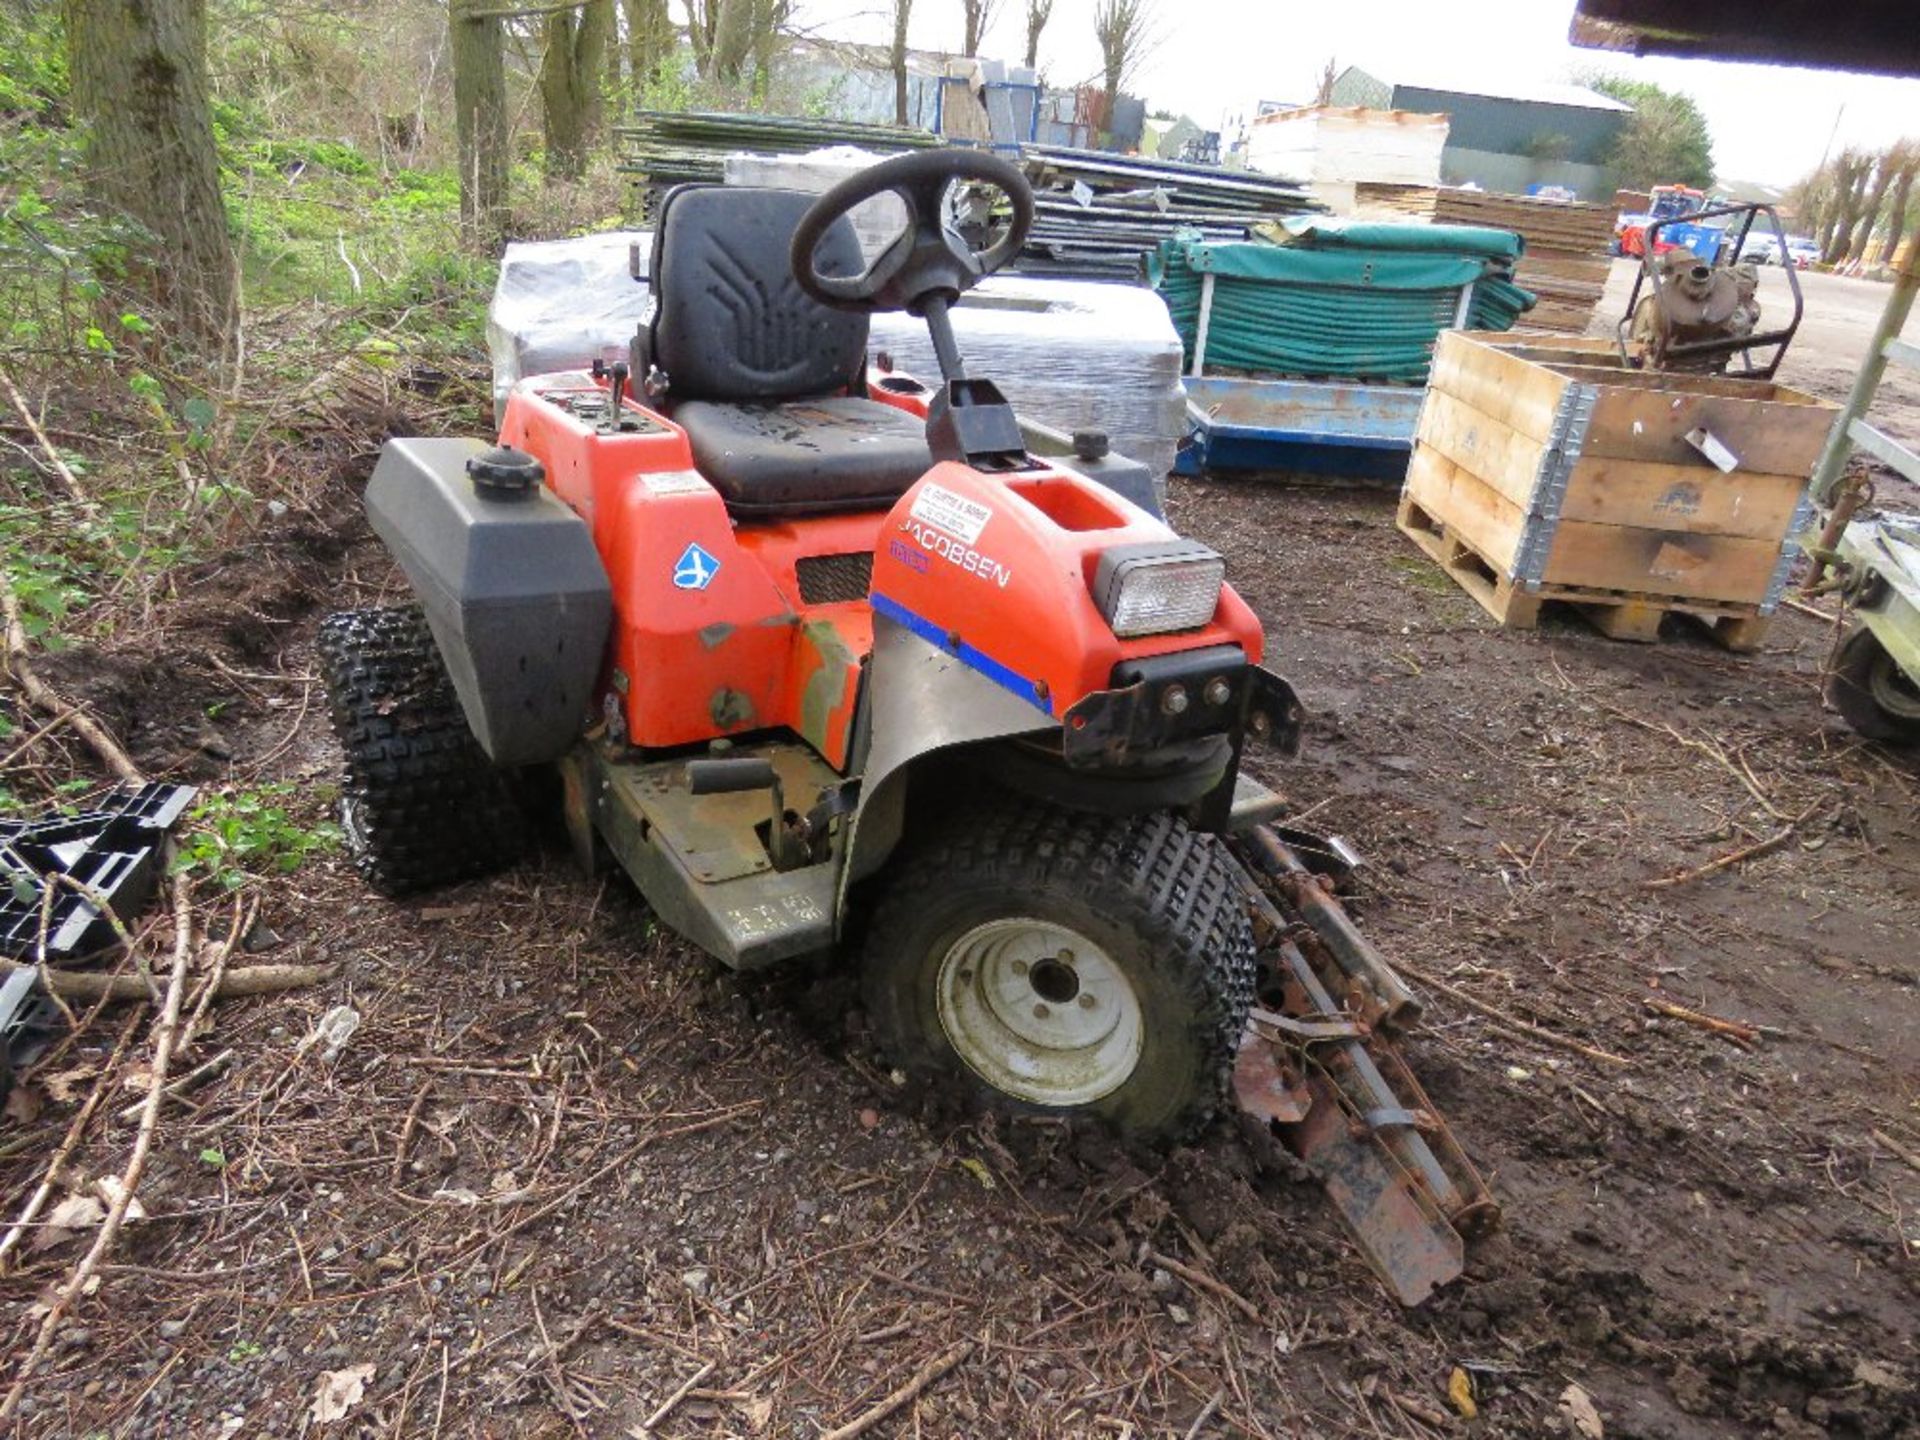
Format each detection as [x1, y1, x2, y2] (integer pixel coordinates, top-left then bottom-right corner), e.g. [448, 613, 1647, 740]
[1241, 827, 1424, 1027]
[1270, 940, 1465, 1214]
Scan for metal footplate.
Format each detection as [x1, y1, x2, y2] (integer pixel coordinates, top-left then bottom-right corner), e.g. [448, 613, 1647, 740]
[1228, 823, 1497, 1306]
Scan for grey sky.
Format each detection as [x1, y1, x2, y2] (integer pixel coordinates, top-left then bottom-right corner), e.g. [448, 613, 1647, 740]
[790, 0, 1920, 189]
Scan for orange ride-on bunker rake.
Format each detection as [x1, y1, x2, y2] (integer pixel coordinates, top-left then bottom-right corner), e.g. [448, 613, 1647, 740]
[318, 150, 1494, 1304]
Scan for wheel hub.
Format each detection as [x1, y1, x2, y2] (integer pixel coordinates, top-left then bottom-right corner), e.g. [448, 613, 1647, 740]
[935, 919, 1143, 1107]
[1868, 647, 1920, 720]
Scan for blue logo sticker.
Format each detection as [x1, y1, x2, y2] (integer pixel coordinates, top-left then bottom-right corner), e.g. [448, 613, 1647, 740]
[672, 541, 719, 591]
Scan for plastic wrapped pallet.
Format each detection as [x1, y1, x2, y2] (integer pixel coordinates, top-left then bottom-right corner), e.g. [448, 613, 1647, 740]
[723, 146, 907, 262]
[1246, 107, 1449, 190]
[486, 231, 652, 414]
[869, 275, 1188, 483]
[487, 234, 1188, 484]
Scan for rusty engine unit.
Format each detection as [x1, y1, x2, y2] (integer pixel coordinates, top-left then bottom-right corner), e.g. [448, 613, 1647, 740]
[1618, 201, 1803, 380]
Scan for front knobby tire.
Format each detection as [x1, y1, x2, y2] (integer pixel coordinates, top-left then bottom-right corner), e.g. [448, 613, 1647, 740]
[1827, 625, 1920, 745]
[317, 606, 523, 896]
[861, 797, 1255, 1143]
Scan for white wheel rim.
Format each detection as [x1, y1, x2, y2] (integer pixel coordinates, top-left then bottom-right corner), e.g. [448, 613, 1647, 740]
[339, 795, 371, 857]
[935, 918, 1143, 1107]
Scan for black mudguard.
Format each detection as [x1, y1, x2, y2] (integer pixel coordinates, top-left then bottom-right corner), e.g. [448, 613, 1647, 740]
[365, 437, 612, 767]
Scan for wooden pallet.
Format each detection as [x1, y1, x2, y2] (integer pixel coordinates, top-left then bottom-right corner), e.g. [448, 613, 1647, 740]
[1396, 493, 1773, 651]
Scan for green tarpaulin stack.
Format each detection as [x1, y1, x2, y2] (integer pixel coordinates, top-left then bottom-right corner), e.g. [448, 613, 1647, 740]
[1152, 218, 1536, 384]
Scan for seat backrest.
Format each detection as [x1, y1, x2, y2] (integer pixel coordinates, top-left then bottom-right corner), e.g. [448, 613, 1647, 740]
[647, 186, 870, 403]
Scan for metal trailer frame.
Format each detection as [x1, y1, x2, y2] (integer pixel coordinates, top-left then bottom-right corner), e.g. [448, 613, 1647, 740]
[1810, 242, 1920, 507]
[1808, 242, 1920, 703]
[1173, 270, 1479, 481]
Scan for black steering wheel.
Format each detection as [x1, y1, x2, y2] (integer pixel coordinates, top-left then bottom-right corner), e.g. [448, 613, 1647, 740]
[789, 148, 1034, 315]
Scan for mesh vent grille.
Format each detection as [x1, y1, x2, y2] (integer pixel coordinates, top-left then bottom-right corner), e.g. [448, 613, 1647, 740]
[796, 552, 874, 605]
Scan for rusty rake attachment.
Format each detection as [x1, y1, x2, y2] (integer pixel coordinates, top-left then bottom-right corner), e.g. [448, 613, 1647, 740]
[1228, 825, 1497, 1307]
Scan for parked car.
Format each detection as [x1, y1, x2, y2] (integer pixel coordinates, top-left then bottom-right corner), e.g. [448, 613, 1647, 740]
[1739, 232, 1821, 268]
[1785, 235, 1821, 268]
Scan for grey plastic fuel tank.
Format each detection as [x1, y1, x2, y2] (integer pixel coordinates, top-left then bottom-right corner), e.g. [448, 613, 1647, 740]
[365, 437, 612, 767]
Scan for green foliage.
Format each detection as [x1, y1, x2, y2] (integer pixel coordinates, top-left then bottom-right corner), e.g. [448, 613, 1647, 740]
[173, 784, 341, 891]
[0, 7, 151, 360]
[1586, 74, 1715, 191]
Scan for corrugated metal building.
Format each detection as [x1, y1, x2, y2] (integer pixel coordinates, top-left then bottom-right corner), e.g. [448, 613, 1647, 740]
[1329, 66, 1631, 201]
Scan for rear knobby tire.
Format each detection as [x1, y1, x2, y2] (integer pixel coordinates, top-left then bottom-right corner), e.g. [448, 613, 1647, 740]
[317, 606, 523, 896]
[861, 797, 1255, 1144]
[1827, 624, 1920, 745]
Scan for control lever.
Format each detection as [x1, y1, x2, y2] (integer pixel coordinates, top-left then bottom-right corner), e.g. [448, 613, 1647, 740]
[684, 759, 807, 870]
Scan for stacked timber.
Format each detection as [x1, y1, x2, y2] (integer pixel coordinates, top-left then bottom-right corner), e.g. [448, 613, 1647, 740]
[1431, 190, 1616, 334]
[1015, 145, 1321, 282]
[1397, 332, 1837, 648]
[1351, 183, 1439, 220]
[616, 110, 938, 219]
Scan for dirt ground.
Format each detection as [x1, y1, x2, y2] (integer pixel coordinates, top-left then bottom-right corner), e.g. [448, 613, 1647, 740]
[2, 273, 1917, 1440]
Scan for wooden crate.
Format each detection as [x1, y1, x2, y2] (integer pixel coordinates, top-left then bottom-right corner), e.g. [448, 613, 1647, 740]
[1397, 332, 1838, 649]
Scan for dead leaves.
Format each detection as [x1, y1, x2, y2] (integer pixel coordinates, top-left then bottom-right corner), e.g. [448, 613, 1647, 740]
[1559, 1382, 1604, 1437]
[309, 1363, 376, 1424]
[28, 1177, 149, 1252]
[31, 1194, 104, 1252]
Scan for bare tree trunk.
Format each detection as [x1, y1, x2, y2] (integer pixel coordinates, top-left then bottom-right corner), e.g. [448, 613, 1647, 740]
[709, 0, 752, 80]
[1022, 0, 1050, 67]
[1845, 152, 1898, 265]
[962, 0, 998, 56]
[451, 0, 509, 250]
[749, 0, 786, 97]
[1093, 0, 1154, 147]
[1878, 153, 1918, 266]
[686, 0, 714, 75]
[539, 0, 612, 182]
[891, 0, 912, 126]
[1819, 151, 1868, 261]
[1313, 55, 1337, 106]
[623, 0, 673, 94]
[64, 0, 236, 357]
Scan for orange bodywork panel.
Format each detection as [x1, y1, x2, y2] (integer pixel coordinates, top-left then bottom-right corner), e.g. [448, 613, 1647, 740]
[496, 370, 1262, 771]
[869, 463, 1263, 718]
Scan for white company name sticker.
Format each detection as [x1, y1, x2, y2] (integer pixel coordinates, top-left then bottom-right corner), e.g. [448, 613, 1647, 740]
[909, 483, 992, 545]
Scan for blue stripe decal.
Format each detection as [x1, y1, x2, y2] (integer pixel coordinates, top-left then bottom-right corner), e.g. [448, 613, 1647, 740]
[870, 591, 1052, 715]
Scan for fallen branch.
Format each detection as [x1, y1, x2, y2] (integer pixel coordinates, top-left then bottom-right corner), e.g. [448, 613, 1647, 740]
[634, 1359, 714, 1436]
[1143, 1247, 1260, 1325]
[0, 366, 99, 519]
[1644, 999, 1760, 1046]
[1395, 961, 1631, 1067]
[1, 575, 139, 786]
[111, 1048, 234, 1124]
[0, 956, 339, 1002]
[0, 872, 194, 1424]
[819, 1340, 972, 1440]
[1643, 801, 1823, 890]
[182, 896, 250, 1050]
[1868, 1128, 1920, 1177]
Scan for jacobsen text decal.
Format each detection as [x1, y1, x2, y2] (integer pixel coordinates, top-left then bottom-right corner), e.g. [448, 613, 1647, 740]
[900, 521, 1011, 587]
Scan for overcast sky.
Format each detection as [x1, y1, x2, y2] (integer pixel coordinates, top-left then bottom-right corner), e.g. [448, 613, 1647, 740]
[790, 0, 1920, 189]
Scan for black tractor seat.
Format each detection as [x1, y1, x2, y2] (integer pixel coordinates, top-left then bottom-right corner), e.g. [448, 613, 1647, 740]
[640, 185, 932, 517]
[675, 396, 931, 514]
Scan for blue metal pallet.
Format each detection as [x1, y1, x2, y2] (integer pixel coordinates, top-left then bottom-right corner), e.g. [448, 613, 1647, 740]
[1173, 375, 1424, 482]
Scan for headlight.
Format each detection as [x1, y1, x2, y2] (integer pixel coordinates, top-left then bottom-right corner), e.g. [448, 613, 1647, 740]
[1093, 541, 1225, 638]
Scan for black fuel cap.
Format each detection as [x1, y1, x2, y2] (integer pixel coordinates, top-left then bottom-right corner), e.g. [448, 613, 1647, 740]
[466, 445, 543, 500]
[1072, 429, 1110, 462]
